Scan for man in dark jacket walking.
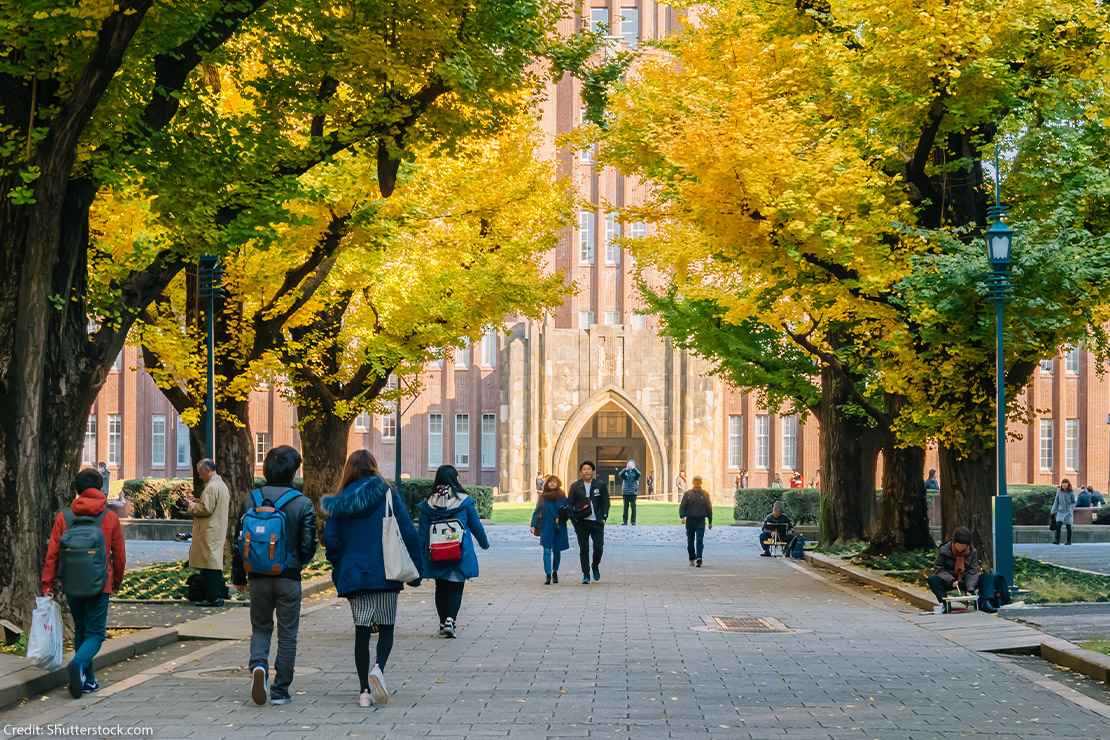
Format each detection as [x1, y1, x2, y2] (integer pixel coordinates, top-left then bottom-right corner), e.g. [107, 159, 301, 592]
[679, 476, 713, 567]
[568, 461, 609, 584]
[232, 445, 317, 707]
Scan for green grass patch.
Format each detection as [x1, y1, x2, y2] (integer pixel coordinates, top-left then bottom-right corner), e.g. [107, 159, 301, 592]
[1080, 639, 1110, 656]
[490, 500, 684, 526]
[114, 554, 331, 601]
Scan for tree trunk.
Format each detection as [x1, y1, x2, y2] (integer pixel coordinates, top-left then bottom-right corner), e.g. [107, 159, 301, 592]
[213, 399, 255, 559]
[817, 367, 882, 545]
[868, 443, 934, 554]
[298, 412, 353, 515]
[938, 444, 995, 567]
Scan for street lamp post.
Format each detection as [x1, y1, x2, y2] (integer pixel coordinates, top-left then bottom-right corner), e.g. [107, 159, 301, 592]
[986, 149, 1015, 590]
[198, 255, 221, 459]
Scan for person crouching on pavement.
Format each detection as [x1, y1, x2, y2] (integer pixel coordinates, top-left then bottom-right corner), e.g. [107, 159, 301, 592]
[759, 502, 793, 556]
[927, 527, 980, 613]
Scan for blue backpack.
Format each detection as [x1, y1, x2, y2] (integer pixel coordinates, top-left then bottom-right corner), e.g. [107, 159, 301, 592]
[238, 489, 302, 576]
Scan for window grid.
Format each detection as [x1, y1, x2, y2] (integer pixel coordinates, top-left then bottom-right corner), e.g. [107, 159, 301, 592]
[354, 412, 370, 432]
[151, 415, 166, 468]
[454, 414, 471, 469]
[82, 415, 97, 465]
[590, 6, 609, 33]
[455, 339, 470, 369]
[1039, 419, 1054, 471]
[1065, 419, 1080, 471]
[727, 415, 743, 469]
[630, 312, 647, 330]
[481, 327, 497, 367]
[603, 311, 620, 326]
[578, 311, 595, 329]
[380, 411, 397, 440]
[620, 7, 639, 48]
[630, 221, 647, 239]
[1040, 357, 1054, 374]
[255, 432, 271, 465]
[481, 413, 496, 470]
[108, 414, 121, 466]
[579, 210, 596, 264]
[755, 415, 770, 469]
[604, 212, 621, 265]
[1065, 346, 1080, 374]
[176, 417, 189, 468]
[428, 413, 444, 468]
[781, 415, 798, 470]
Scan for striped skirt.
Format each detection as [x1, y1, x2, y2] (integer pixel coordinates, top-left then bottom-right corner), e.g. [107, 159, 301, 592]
[348, 590, 398, 627]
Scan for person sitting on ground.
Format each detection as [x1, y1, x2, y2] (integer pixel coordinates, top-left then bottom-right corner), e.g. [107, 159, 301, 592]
[923, 469, 940, 492]
[759, 502, 793, 557]
[927, 527, 981, 613]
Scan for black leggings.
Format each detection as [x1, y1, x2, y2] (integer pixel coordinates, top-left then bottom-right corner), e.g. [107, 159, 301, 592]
[434, 579, 465, 623]
[354, 624, 395, 691]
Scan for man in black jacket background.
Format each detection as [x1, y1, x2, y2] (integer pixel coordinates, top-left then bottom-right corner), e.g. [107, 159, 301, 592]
[232, 445, 318, 707]
[568, 460, 609, 584]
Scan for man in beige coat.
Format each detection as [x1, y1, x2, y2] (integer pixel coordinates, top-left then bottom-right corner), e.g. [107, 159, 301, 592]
[188, 459, 230, 606]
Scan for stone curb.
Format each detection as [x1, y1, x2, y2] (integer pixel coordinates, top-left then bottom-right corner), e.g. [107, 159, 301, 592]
[807, 551, 1110, 684]
[0, 575, 335, 710]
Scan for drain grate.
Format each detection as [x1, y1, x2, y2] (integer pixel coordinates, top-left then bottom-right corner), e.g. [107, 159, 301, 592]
[705, 615, 789, 633]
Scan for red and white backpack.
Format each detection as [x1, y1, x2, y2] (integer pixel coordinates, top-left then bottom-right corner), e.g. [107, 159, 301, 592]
[428, 519, 464, 562]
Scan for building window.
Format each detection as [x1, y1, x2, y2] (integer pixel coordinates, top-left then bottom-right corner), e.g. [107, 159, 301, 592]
[430, 355, 443, 370]
[578, 311, 596, 328]
[354, 412, 370, 432]
[150, 415, 166, 468]
[604, 212, 621, 265]
[603, 311, 620, 326]
[454, 414, 470, 469]
[111, 351, 122, 373]
[255, 432, 271, 466]
[176, 417, 189, 468]
[620, 6, 639, 48]
[1065, 345, 1080, 374]
[481, 327, 497, 367]
[1039, 357, 1053, 375]
[428, 413, 444, 468]
[455, 339, 470, 369]
[580, 143, 596, 163]
[380, 411, 397, 441]
[108, 414, 121, 466]
[630, 312, 647, 330]
[781, 415, 798, 470]
[1065, 419, 1080, 471]
[82, 415, 97, 465]
[755, 414, 770, 469]
[630, 221, 647, 239]
[1039, 419, 1053, 471]
[727, 415, 743, 469]
[481, 413, 496, 470]
[590, 6, 609, 33]
[579, 210, 596, 264]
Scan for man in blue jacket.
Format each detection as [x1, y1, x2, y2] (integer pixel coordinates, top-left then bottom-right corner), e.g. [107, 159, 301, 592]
[617, 459, 642, 526]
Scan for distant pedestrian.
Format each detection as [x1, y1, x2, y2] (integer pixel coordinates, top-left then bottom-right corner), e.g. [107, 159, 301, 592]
[924, 469, 940, 492]
[675, 470, 688, 494]
[569, 461, 609, 584]
[323, 450, 422, 707]
[770, 475, 785, 490]
[531, 475, 570, 584]
[739, 469, 749, 489]
[679, 476, 713, 567]
[646, 472, 655, 498]
[41, 468, 126, 698]
[789, 472, 803, 489]
[186, 458, 230, 606]
[97, 462, 110, 495]
[417, 464, 490, 639]
[1051, 479, 1077, 546]
[618, 459, 642, 526]
[535, 473, 545, 499]
[813, 468, 821, 490]
[232, 445, 317, 707]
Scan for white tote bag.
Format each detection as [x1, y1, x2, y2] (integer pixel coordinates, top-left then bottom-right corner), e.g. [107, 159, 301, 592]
[382, 492, 419, 583]
[27, 596, 64, 671]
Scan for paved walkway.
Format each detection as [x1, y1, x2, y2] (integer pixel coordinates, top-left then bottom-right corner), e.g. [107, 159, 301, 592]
[4, 528, 1108, 738]
[1015, 543, 1110, 575]
[125, 540, 191, 569]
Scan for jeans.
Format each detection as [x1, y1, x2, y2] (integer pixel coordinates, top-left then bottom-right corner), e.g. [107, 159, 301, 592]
[434, 579, 465, 623]
[199, 568, 225, 602]
[573, 520, 605, 575]
[543, 547, 562, 575]
[686, 518, 706, 561]
[248, 577, 302, 700]
[622, 495, 637, 525]
[927, 574, 977, 604]
[66, 593, 109, 683]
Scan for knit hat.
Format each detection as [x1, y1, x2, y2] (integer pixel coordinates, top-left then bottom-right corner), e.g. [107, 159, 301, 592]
[953, 527, 973, 545]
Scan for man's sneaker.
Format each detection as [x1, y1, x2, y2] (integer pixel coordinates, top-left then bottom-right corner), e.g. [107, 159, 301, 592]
[592, 566, 601, 582]
[67, 661, 85, 699]
[552, 572, 559, 584]
[443, 617, 456, 638]
[696, 559, 703, 568]
[689, 559, 696, 567]
[250, 665, 268, 706]
[544, 574, 551, 585]
[760, 551, 771, 557]
[368, 664, 389, 705]
[581, 574, 590, 585]
[81, 679, 100, 694]
[358, 691, 372, 708]
[270, 695, 292, 706]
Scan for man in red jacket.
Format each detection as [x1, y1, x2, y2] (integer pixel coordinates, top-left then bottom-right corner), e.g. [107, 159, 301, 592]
[41, 468, 126, 698]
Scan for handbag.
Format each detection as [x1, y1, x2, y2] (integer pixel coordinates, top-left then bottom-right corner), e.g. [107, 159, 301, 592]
[26, 597, 64, 671]
[1049, 516, 1059, 532]
[382, 492, 420, 582]
[428, 519, 464, 562]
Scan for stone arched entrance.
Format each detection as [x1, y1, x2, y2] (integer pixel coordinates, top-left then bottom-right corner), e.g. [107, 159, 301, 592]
[551, 387, 668, 498]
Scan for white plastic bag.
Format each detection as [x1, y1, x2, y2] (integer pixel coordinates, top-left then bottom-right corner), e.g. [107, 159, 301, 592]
[382, 493, 419, 583]
[26, 596, 64, 671]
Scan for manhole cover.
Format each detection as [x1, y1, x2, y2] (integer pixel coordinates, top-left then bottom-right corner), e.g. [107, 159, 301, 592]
[704, 615, 789, 633]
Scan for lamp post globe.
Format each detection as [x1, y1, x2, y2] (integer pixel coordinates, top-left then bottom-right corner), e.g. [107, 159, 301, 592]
[985, 218, 1013, 268]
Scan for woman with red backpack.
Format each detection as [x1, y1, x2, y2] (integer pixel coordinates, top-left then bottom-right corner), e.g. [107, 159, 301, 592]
[416, 465, 490, 639]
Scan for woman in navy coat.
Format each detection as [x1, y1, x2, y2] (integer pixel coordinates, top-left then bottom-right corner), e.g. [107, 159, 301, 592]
[531, 475, 570, 585]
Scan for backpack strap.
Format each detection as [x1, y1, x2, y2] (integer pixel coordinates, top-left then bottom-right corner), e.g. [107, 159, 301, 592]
[62, 509, 75, 527]
[250, 489, 264, 508]
[272, 488, 301, 510]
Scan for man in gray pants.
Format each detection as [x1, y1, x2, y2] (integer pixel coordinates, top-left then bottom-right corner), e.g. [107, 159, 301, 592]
[232, 446, 317, 706]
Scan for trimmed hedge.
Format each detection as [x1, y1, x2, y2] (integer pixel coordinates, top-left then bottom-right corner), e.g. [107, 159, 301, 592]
[399, 478, 493, 520]
[122, 478, 193, 519]
[734, 488, 819, 525]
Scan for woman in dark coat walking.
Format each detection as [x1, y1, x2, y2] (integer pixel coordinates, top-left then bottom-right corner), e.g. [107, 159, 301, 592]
[322, 450, 422, 708]
[531, 475, 570, 584]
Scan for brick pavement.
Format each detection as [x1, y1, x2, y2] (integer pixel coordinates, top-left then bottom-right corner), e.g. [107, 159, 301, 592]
[3, 526, 1108, 739]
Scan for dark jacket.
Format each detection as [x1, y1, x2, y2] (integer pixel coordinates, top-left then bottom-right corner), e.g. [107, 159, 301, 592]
[232, 484, 318, 585]
[41, 489, 126, 595]
[417, 487, 490, 581]
[617, 467, 641, 495]
[761, 512, 793, 535]
[531, 494, 571, 551]
[933, 541, 980, 592]
[679, 488, 713, 524]
[321, 475, 422, 596]
[568, 479, 610, 522]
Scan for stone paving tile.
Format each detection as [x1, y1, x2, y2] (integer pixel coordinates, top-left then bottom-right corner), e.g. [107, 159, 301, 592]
[2, 530, 1109, 739]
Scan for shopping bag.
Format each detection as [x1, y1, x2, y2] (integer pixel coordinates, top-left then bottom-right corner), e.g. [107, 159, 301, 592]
[26, 596, 64, 671]
[382, 492, 419, 583]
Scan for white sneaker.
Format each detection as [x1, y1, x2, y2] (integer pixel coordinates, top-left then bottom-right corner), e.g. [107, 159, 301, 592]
[358, 690, 371, 708]
[933, 605, 943, 614]
[443, 617, 456, 638]
[368, 664, 389, 705]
